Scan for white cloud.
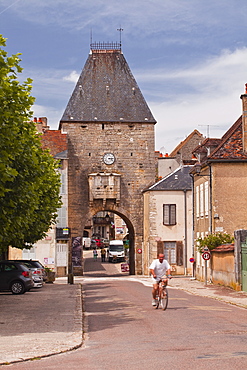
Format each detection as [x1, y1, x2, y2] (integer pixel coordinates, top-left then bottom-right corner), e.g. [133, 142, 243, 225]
[148, 47, 247, 152]
[32, 104, 63, 130]
[63, 71, 80, 83]
[2, 0, 246, 39]
[27, 47, 247, 153]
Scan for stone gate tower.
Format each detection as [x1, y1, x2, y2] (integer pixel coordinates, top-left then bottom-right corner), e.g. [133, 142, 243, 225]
[59, 42, 156, 275]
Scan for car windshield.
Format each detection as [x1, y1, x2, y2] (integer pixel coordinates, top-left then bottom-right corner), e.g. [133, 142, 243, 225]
[109, 245, 123, 252]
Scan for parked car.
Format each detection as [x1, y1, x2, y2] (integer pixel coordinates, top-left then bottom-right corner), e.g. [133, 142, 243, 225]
[9, 260, 47, 283]
[17, 261, 44, 288]
[95, 238, 103, 248]
[90, 239, 97, 249]
[102, 238, 109, 247]
[0, 261, 34, 294]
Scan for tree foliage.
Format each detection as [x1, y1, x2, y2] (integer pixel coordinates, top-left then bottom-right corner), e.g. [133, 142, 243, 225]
[0, 35, 62, 252]
[196, 232, 234, 253]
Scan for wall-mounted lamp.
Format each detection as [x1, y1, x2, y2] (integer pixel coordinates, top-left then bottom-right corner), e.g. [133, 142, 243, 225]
[105, 213, 110, 223]
[194, 163, 210, 177]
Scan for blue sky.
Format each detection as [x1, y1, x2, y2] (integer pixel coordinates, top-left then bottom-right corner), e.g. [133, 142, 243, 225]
[1, 0, 247, 153]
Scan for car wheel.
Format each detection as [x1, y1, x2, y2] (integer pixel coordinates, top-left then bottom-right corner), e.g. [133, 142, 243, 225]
[10, 281, 26, 294]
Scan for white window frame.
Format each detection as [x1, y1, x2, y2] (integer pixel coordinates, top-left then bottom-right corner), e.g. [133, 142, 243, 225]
[196, 186, 200, 218]
[57, 206, 67, 228]
[200, 183, 204, 217]
[204, 181, 209, 217]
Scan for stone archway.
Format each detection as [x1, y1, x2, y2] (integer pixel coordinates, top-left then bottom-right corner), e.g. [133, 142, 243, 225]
[88, 209, 135, 275]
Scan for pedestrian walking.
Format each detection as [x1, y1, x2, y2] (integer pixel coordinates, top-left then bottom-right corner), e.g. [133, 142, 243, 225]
[101, 247, 106, 262]
[93, 248, 98, 261]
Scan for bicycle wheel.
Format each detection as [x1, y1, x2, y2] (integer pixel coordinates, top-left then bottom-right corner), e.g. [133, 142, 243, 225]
[161, 287, 168, 310]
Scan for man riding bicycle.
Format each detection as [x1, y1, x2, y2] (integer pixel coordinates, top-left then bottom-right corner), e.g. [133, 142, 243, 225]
[149, 253, 171, 306]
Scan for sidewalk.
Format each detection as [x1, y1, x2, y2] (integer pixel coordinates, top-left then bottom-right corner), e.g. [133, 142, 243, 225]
[1, 271, 247, 366]
[164, 276, 247, 309]
[0, 283, 83, 366]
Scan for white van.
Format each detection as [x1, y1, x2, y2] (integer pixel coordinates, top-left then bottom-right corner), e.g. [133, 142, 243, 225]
[108, 240, 125, 262]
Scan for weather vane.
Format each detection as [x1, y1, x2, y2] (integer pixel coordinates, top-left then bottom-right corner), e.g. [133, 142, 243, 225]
[117, 27, 123, 47]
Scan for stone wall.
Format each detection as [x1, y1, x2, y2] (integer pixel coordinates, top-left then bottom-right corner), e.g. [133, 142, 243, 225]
[62, 120, 156, 275]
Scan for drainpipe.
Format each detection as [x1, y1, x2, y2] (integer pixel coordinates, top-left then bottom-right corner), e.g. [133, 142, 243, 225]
[184, 189, 188, 276]
[190, 173, 195, 278]
[209, 163, 212, 234]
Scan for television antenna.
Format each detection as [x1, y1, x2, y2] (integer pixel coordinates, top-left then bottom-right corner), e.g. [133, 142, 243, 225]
[198, 124, 222, 138]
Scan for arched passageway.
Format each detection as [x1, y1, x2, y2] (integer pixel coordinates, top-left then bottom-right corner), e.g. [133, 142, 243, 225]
[84, 210, 135, 275]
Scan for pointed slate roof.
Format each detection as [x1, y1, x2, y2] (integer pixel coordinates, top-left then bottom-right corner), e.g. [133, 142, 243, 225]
[147, 166, 193, 191]
[60, 48, 156, 124]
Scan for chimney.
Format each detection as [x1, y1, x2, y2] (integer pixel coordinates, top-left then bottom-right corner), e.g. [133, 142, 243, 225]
[34, 117, 49, 133]
[240, 83, 247, 152]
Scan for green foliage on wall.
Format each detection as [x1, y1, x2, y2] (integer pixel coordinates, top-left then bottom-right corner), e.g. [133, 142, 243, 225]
[196, 232, 234, 253]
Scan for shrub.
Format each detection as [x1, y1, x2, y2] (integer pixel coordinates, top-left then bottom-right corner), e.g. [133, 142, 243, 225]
[196, 232, 234, 253]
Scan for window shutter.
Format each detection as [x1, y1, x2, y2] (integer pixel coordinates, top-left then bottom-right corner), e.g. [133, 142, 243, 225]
[163, 204, 169, 224]
[170, 204, 176, 225]
[200, 183, 204, 217]
[196, 186, 200, 218]
[205, 181, 209, 216]
[176, 241, 183, 266]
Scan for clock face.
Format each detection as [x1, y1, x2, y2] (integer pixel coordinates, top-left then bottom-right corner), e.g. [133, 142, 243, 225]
[103, 153, 115, 165]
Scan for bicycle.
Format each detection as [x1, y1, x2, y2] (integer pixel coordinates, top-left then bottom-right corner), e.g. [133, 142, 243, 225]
[155, 279, 168, 310]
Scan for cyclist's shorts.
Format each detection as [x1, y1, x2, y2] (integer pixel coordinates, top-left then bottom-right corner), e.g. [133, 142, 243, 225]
[151, 276, 167, 284]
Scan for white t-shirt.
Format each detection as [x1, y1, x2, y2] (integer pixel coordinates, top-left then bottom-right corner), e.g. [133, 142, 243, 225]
[149, 259, 171, 280]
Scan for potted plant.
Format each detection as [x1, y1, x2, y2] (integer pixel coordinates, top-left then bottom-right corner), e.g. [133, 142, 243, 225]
[45, 267, 56, 283]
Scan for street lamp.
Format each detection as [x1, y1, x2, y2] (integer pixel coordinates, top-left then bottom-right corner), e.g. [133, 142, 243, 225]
[194, 163, 202, 174]
[105, 213, 110, 223]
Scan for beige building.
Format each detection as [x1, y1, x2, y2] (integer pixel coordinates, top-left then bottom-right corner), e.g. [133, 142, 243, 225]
[9, 123, 69, 277]
[191, 85, 247, 281]
[143, 166, 193, 275]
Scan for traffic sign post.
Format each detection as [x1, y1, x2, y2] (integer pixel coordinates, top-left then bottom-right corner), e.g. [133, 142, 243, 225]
[202, 252, 211, 261]
[202, 249, 211, 286]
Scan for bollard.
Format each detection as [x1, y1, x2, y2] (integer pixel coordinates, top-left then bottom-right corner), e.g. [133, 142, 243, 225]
[68, 273, 74, 284]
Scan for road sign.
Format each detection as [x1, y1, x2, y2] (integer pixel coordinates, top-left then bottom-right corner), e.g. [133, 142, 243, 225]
[137, 248, 142, 254]
[121, 263, 129, 272]
[189, 257, 195, 263]
[202, 251, 211, 261]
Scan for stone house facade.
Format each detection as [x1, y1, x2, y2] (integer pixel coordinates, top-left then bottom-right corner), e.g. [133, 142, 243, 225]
[191, 85, 247, 282]
[143, 166, 193, 275]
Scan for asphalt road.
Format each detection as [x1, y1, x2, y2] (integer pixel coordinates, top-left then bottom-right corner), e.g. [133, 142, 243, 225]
[4, 254, 247, 370]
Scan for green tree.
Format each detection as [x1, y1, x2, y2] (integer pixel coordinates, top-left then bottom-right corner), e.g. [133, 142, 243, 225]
[0, 35, 61, 254]
[196, 232, 234, 253]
